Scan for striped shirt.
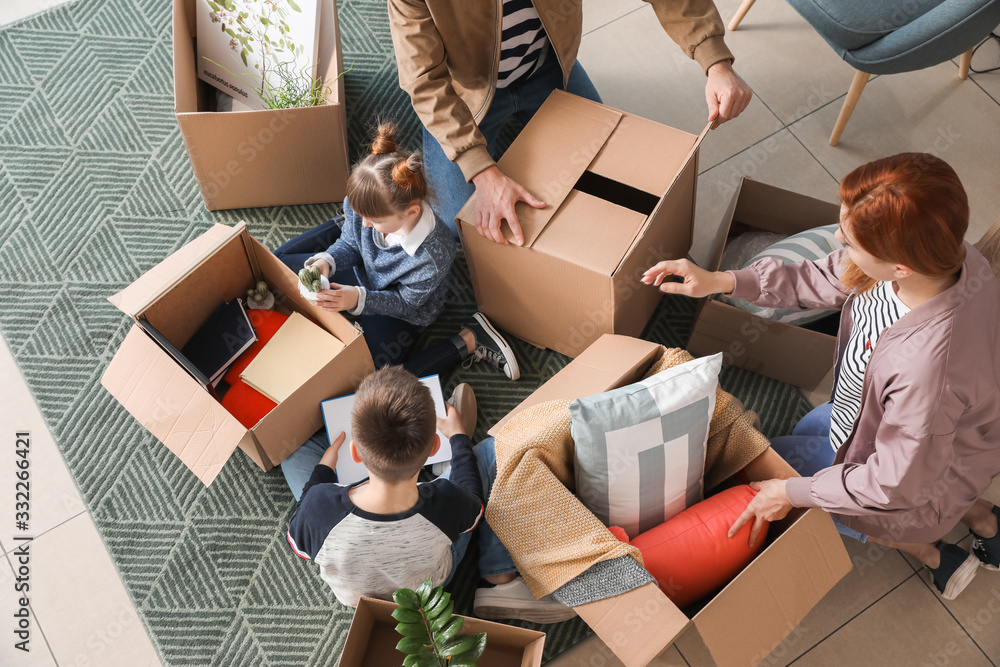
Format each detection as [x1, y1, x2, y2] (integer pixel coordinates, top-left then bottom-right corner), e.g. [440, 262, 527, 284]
[496, 0, 550, 89]
[829, 281, 910, 452]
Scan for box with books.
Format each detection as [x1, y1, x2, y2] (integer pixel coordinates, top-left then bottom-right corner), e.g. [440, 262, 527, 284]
[101, 222, 375, 486]
[173, 0, 349, 210]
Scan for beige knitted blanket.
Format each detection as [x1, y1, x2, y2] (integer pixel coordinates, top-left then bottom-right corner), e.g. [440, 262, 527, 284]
[485, 347, 772, 598]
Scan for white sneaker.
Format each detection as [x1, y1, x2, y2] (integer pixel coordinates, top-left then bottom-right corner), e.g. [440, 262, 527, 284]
[474, 576, 576, 623]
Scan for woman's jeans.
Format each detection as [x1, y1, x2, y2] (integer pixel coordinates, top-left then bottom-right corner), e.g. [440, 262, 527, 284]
[769, 402, 868, 543]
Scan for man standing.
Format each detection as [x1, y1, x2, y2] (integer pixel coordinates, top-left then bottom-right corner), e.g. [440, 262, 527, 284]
[389, 0, 752, 245]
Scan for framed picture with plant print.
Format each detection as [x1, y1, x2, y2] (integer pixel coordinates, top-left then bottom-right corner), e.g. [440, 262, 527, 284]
[195, 0, 323, 110]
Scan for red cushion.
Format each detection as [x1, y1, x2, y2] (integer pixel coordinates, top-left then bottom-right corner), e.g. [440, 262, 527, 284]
[223, 309, 290, 385]
[610, 485, 768, 608]
[221, 380, 278, 429]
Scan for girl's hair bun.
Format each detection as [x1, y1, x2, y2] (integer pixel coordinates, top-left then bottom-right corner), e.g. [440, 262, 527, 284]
[391, 154, 423, 189]
[371, 122, 398, 155]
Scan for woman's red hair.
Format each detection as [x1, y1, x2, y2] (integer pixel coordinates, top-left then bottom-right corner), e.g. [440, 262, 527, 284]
[839, 152, 968, 293]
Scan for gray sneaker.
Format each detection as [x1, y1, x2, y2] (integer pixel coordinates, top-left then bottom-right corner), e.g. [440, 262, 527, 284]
[474, 576, 576, 623]
[462, 313, 520, 381]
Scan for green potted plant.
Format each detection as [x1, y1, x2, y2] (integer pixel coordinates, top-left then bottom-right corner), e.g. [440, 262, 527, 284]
[297, 266, 329, 303]
[246, 280, 274, 309]
[392, 579, 487, 666]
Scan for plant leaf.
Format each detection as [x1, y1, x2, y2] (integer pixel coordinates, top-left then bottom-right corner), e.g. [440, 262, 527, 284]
[447, 634, 488, 663]
[403, 655, 439, 667]
[240, 48, 248, 67]
[260, 17, 271, 25]
[415, 580, 434, 606]
[428, 601, 453, 632]
[435, 616, 463, 644]
[424, 587, 444, 611]
[392, 607, 422, 623]
[287, 0, 302, 12]
[395, 637, 431, 654]
[393, 588, 421, 610]
[425, 592, 451, 620]
[207, 0, 221, 11]
[225, 27, 236, 37]
[395, 622, 429, 639]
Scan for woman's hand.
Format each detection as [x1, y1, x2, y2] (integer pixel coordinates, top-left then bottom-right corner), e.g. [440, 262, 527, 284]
[728, 479, 793, 548]
[436, 404, 466, 439]
[641, 259, 735, 298]
[315, 285, 359, 312]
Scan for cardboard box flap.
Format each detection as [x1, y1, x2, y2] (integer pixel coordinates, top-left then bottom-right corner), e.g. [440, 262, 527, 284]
[613, 122, 710, 275]
[707, 178, 745, 271]
[532, 190, 650, 274]
[574, 582, 690, 667]
[489, 335, 660, 435]
[692, 508, 852, 666]
[108, 223, 243, 318]
[101, 325, 246, 486]
[731, 178, 841, 240]
[494, 90, 622, 247]
[588, 115, 701, 196]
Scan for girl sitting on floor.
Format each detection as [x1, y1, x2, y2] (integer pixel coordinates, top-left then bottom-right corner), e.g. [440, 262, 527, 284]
[274, 122, 519, 381]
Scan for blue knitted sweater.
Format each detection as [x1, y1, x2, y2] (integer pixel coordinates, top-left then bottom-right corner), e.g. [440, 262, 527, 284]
[308, 197, 456, 327]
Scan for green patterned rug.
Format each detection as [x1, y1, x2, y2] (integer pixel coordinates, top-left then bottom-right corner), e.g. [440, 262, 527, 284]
[0, 0, 812, 664]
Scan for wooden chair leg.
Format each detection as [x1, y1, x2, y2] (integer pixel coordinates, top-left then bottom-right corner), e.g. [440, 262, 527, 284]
[728, 0, 758, 31]
[829, 70, 871, 146]
[959, 47, 973, 80]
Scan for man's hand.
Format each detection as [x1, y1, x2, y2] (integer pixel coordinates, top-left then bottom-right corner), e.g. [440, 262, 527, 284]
[706, 60, 753, 128]
[315, 284, 359, 312]
[728, 479, 793, 547]
[641, 259, 735, 298]
[436, 403, 466, 440]
[319, 431, 347, 470]
[471, 165, 546, 246]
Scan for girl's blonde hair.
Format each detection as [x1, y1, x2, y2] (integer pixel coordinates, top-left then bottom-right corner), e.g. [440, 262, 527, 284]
[345, 122, 428, 219]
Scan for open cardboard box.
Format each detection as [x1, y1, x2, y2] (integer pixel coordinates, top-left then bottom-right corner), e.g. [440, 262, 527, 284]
[458, 90, 709, 358]
[686, 178, 842, 398]
[101, 222, 374, 486]
[172, 0, 349, 210]
[340, 597, 545, 667]
[491, 335, 853, 667]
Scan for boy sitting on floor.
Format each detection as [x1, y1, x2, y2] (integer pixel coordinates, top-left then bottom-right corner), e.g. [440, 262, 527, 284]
[285, 366, 573, 622]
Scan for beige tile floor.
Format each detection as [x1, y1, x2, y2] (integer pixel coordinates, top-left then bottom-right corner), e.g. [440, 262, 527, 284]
[2, 0, 1000, 665]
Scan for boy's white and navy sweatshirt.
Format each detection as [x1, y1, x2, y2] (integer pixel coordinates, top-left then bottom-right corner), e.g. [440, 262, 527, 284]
[306, 197, 456, 327]
[285, 434, 483, 607]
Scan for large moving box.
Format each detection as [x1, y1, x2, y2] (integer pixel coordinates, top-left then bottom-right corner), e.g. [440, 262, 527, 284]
[687, 178, 842, 396]
[340, 597, 545, 667]
[101, 223, 374, 486]
[172, 0, 349, 210]
[491, 335, 853, 667]
[458, 91, 709, 358]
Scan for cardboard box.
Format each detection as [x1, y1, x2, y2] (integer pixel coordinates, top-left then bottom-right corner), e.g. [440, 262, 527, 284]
[173, 0, 349, 210]
[457, 91, 709, 358]
[340, 597, 545, 667]
[686, 178, 842, 395]
[492, 335, 853, 667]
[101, 222, 374, 486]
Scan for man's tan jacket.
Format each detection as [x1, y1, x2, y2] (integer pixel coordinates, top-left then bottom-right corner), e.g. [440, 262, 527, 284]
[388, 0, 734, 182]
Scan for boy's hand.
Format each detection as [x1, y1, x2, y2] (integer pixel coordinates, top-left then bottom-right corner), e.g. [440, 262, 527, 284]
[641, 259, 735, 298]
[437, 404, 466, 439]
[315, 285, 359, 312]
[307, 258, 331, 279]
[319, 431, 346, 470]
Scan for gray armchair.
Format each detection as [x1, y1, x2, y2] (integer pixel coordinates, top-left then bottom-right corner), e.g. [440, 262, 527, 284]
[729, 0, 1000, 144]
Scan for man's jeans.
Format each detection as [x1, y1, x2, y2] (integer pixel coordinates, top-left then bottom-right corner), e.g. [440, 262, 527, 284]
[422, 51, 602, 237]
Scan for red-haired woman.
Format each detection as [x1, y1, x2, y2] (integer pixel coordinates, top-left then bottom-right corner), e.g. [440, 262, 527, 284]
[642, 153, 1000, 600]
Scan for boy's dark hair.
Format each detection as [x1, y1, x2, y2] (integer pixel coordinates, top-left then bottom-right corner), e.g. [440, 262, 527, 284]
[352, 366, 436, 483]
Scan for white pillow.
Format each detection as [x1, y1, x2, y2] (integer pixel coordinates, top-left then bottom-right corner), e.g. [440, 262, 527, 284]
[570, 354, 721, 539]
